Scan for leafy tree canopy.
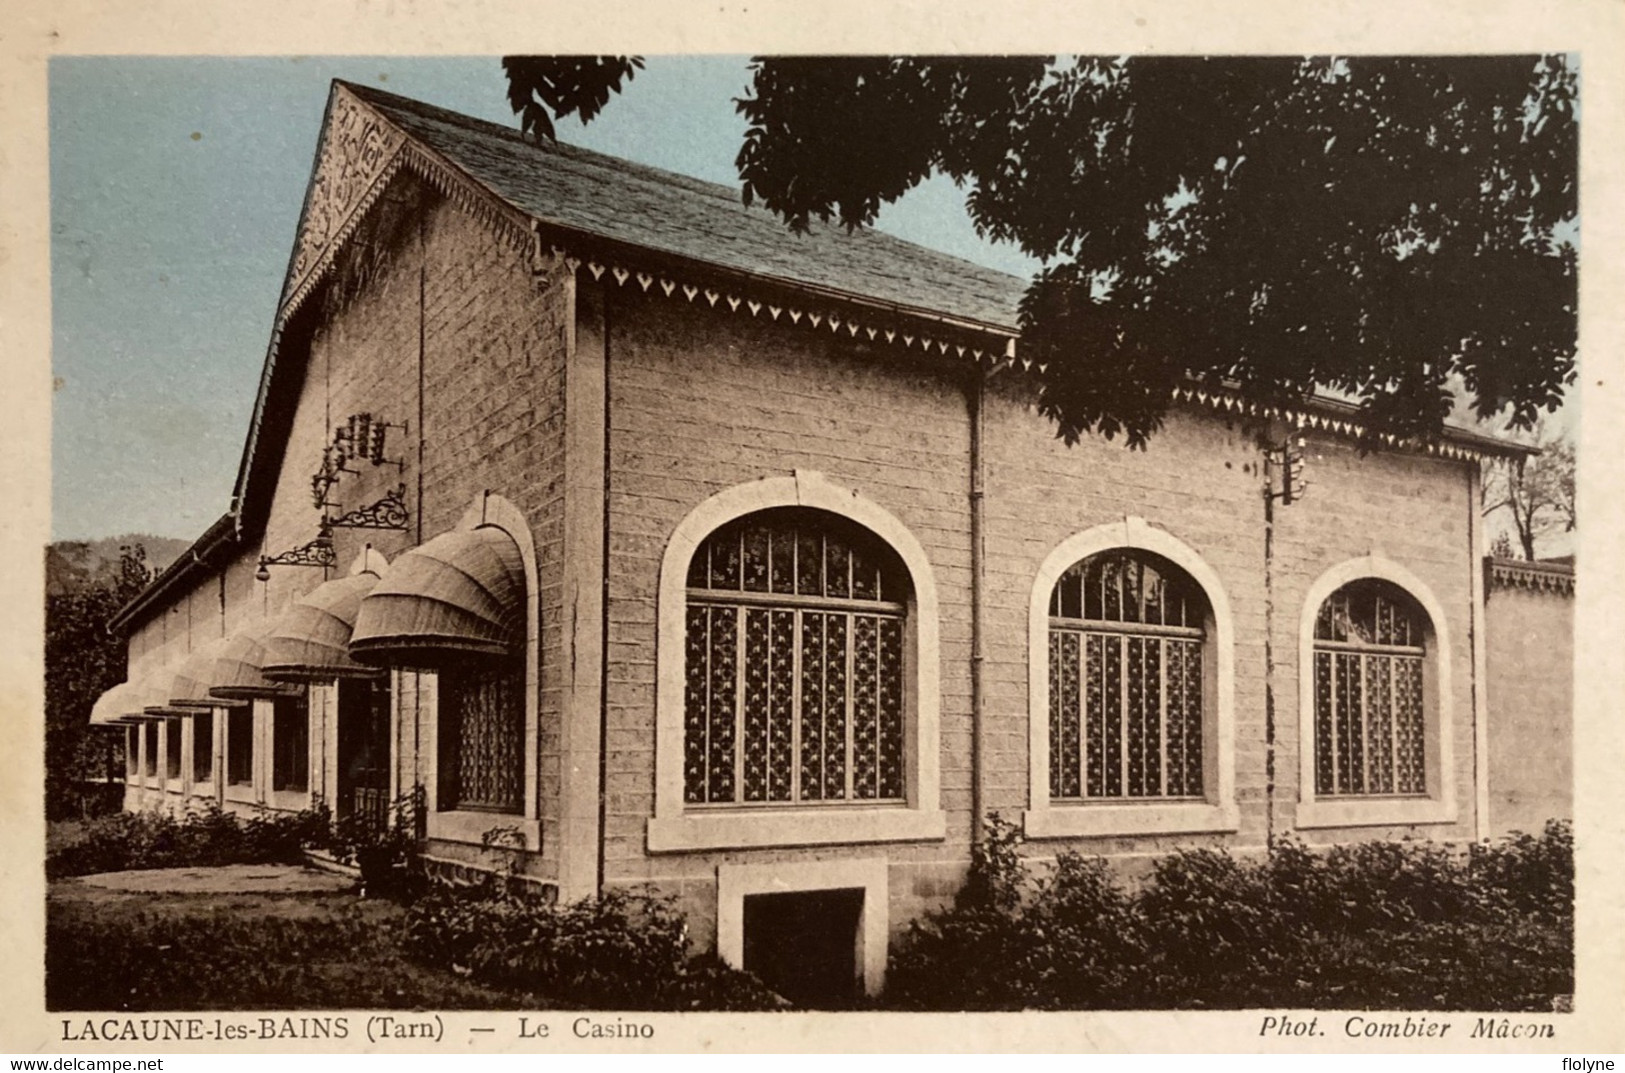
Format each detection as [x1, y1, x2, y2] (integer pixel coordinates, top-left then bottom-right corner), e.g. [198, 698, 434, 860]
[504, 55, 1577, 448]
[501, 56, 644, 143]
[45, 544, 153, 816]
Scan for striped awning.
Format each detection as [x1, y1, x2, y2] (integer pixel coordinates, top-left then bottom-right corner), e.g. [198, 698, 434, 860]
[263, 571, 386, 682]
[89, 681, 140, 726]
[350, 526, 525, 666]
[208, 621, 303, 701]
[166, 637, 248, 708]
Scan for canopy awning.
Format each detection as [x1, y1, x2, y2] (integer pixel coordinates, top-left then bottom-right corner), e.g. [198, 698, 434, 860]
[124, 675, 174, 721]
[89, 681, 139, 726]
[350, 526, 525, 666]
[208, 621, 303, 701]
[144, 679, 196, 718]
[165, 637, 247, 708]
[263, 571, 386, 682]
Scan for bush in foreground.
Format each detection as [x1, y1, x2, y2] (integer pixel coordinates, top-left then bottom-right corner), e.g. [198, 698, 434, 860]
[46, 803, 331, 879]
[402, 883, 785, 1011]
[886, 817, 1572, 1011]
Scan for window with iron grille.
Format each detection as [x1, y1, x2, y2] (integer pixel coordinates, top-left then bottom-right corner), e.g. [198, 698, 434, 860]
[192, 711, 213, 784]
[272, 692, 309, 793]
[1048, 550, 1209, 800]
[683, 509, 909, 806]
[439, 660, 524, 814]
[164, 717, 183, 780]
[226, 707, 253, 786]
[1312, 580, 1427, 796]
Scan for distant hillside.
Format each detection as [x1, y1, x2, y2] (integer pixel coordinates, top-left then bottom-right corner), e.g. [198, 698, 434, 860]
[45, 534, 191, 597]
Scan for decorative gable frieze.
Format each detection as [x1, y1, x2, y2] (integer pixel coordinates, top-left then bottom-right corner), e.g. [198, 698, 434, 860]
[280, 88, 409, 317]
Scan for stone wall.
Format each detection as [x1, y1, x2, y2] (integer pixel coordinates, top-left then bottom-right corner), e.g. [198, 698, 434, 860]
[1484, 558, 1574, 835]
[119, 172, 572, 878]
[590, 282, 1484, 944]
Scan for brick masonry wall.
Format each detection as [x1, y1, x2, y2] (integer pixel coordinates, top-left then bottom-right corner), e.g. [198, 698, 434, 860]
[119, 179, 1487, 939]
[595, 283, 1484, 942]
[1484, 578, 1573, 835]
[118, 172, 571, 875]
[984, 376, 1269, 852]
[597, 284, 978, 938]
[1269, 436, 1479, 846]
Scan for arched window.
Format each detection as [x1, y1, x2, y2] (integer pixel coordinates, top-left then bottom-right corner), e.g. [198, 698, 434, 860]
[1311, 579, 1429, 797]
[683, 508, 910, 806]
[1047, 550, 1210, 801]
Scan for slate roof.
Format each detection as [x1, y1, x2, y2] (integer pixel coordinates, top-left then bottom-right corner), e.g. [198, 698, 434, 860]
[112, 79, 1537, 633]
[347, 83, 1027, 332]
[349, 84, 1534, 448]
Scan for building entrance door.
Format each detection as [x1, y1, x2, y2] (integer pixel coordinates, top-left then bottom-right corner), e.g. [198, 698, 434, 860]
[337, 677, 392, 827]
[742, 888, 865, 1009]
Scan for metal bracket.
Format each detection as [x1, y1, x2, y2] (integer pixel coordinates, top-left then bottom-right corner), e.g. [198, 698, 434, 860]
[326, 484, 410, 532]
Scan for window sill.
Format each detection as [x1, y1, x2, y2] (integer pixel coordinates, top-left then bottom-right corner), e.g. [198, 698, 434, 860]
[223, 784, 256, 805]
[1023, 801, 1240, 839]
[1294, 797, 1457, 830]
[647, 808, 946, 853]
[427, 810, 540, 852]
[267, 789, 310, 812]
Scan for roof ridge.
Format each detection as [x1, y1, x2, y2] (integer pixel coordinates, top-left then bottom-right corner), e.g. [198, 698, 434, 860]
[342, 80, 730, 196]
[339, 79, 1029, 287]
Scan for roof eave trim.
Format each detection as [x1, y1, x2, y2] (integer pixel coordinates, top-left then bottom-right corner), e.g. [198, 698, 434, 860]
[107, 512, 239, 635]
[1168, 383, 1536, 463]
[526, 219, 1021, 342]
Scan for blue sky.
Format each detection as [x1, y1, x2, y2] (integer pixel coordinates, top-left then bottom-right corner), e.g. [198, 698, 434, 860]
[49, 56, 1041, 542]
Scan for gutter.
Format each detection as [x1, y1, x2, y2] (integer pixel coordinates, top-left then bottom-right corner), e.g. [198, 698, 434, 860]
[107, 512, 239, 635]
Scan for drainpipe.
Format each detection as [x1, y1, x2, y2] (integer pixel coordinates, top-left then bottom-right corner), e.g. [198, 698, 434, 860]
[966, 363, 988, 843]
[596, 286, 613, 895]
[1468, 462, 1490, 840]
[414, 215, 427, 791]
[1260, 433, 1278, 847]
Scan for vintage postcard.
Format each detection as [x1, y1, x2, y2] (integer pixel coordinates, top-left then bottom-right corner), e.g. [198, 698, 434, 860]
[3, 0, 1623, 1056]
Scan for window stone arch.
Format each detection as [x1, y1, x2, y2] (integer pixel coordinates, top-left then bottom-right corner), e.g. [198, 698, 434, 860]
[1296, 555, 1457, 829]
[1024, 517, 1238, 839]
[650, 471, 945, 852]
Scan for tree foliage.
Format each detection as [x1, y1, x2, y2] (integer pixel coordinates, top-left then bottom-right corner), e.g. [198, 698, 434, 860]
[1483, 425, 1575, 560]
[504, 55, 1576, 449]
[501, 56, 643, 143]
[44, 544, 151, 818]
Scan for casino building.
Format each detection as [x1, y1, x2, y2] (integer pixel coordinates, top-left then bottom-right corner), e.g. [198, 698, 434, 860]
[89, 81, 1567, 1003]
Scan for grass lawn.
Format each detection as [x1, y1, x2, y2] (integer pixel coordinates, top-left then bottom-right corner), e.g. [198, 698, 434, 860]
[47, 878, 559, 1011]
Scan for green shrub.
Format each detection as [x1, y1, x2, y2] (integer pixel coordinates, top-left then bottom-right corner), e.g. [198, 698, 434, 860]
[401, 884, 782, 1010]
[883, 819, 1573, 1012]
[1022, 851, 1148, 1009]
[46, 802, 332, 878]
[1470, 819, 1574, 920]
[1137, 846, 1293, 995]
[886, 816, 1046, 1010]
[326, 788, 427, 899]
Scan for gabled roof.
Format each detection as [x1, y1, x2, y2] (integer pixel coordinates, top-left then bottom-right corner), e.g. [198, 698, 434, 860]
[348, 83, 1027, 332]
[113, 79, 1538, 632]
